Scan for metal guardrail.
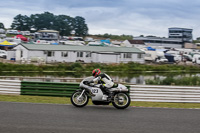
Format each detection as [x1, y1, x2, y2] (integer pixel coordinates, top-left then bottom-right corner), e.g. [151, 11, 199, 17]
[0, 79, 200, 103]
[0, 80, 21, 95]
[0, 76, 84, 83]
[130, 85, 200, 103]
[21, 81, 79, 97]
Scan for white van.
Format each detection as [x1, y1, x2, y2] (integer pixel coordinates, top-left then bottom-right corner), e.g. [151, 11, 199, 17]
[6, 30, 18, 34]
[0, 28, 5, 34]
[192, 54, 200, 63]
[0, 50, 7, 59]
[195, 57, 200, 65]
[21, 31, 30, 36]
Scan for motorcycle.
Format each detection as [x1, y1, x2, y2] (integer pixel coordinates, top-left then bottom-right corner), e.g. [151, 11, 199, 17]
[71, 76, 131, 109]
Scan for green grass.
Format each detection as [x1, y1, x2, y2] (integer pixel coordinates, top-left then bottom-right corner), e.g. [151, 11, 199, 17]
[0, 95, 200, 109]
[131, 101, 200, 109]
[0, 95, 71, 104]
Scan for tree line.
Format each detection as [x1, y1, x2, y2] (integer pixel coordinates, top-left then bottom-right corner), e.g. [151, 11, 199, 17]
[4, 12, 88, 36]
[0, 22, 4, 29]
[92, 33, 133, 40]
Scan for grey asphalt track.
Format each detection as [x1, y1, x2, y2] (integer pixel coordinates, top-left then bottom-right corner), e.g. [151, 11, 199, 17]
[0, 102, 200, 133]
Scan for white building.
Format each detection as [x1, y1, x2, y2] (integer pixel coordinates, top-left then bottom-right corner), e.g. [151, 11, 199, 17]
[168, 27, 193, 43]
[133, 37, 183, 48]
[9, 43, 145, 64]
[123, 40, 146, 48]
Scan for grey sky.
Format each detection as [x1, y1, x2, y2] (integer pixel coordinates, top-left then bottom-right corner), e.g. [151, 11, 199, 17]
[0, 0, 200, 38]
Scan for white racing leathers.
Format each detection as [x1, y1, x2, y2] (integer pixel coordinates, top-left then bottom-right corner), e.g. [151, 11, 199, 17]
[92, 73, 114, 88]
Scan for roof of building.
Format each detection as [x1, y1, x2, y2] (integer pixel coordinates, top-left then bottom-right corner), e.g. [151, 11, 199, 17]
[128, 40, 145, 44]
[16, 43, 144, 53]
[37, 30, 59, 33]
[168, 27, 193, 31]
[134, 37, 182, 42]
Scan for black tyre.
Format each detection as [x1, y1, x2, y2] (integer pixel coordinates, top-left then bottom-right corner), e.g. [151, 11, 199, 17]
[112, 92, 131, 109]
[71, 91, 89, 107]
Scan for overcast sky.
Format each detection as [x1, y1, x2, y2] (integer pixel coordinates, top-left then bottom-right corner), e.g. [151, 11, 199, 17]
[1, 0, 200, 38]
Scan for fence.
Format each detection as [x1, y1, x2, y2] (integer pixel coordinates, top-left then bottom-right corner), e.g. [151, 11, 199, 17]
[130, 85, 200, 103]
[0, 80, 21, 95]
[1, 79, 200, 103]
[21, 81, 79, 97]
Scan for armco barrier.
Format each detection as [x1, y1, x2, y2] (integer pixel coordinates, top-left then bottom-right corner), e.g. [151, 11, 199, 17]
[130, 85, 200, 103]
[21, 81, 130, 97]
[1, 79, 200, 103]
[21, 81, 79, 97]
[0, 80, 21, 95]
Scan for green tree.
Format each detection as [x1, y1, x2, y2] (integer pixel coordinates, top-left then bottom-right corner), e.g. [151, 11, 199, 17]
[74, 16, 88, 36]
[11, 14, 32, 31]
[11, 12, 89, 36]
[0, 22, 4, 29]
[103, 33, 110, 38]
[30, 12, 55, 31]
[53, 15, 74, 36]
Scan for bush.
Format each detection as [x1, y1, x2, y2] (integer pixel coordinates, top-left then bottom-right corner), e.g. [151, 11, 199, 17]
[146, 76, 200, 86]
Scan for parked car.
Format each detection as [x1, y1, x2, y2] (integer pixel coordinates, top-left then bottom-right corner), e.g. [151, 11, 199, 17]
[193, 56, 200, 65]
[21, 31, 31, 36]
[192, 54, 200, 63]
[0, 29, 5, 34]
[0, 34, 6, 38]
[15, 35, 28, 42]
[0, 50, 7, 59]
[183, 54, 192, 61]
[6, 30, 21, 35]
[174, 55, 182, 62]
[155, 56, 168, 63]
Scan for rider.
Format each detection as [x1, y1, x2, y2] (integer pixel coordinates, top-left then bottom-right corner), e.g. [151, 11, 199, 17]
[90, 69, 114, 98]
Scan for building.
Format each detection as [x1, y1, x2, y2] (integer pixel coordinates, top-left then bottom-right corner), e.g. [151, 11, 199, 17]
[34, 30, 59, 42]
[168, 27, 193, 43]
[9, 43, 145, 64]
[122, 40, 145, 48]
[133, 37, 183, 48]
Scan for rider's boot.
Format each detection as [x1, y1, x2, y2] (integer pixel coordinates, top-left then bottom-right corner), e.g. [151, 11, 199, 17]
[106, 90, 113, 101]
[89, 91, 96, 97]
[100, 85, 109, 100]
[100, 85, 113, 101]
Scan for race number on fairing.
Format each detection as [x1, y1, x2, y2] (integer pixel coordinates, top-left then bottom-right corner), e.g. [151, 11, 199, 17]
[92, 89, 98, 93]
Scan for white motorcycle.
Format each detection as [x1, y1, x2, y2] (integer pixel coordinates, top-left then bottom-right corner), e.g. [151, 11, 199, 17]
[71, 76, 131, 109]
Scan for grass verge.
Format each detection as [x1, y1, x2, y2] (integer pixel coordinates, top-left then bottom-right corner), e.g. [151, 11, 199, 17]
[0, 95, 200, 109]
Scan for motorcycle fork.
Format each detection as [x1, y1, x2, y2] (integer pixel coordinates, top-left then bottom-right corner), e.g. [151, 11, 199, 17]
[77, 89, 85, 100]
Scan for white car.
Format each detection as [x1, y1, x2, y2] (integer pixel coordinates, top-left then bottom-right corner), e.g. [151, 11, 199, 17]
[192, 54, 200, 63]
[174, 55, 182, 62]
[155, 56, 168, 63]
[0, 50, 7, 59]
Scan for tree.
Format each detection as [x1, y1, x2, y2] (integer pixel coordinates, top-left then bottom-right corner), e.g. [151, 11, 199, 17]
[30, 12, 55, 31]
[11, 14, 32, 31]
[73, 16, 88, 36]
[53, 15, 74, 36]
[0, 22, 4, 29]
[11, 12, 89, 36]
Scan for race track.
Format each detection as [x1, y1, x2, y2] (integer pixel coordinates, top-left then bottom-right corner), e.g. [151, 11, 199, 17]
[0, 102, 200, 133]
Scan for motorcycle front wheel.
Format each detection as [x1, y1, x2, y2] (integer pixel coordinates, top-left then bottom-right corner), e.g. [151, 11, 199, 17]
[112, 92, 131, 109]
[71, 91, 89, 107]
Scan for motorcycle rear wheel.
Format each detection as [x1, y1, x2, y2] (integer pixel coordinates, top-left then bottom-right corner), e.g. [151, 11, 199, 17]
[112, 92, 130, 109]
[71, 91, 89, 107]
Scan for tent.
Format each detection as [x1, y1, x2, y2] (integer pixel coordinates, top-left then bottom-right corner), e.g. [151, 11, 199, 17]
[88, 42, 108, 47]
[147, 47, 156, 51]
[101, 40, 110, 44]
[15, 35, 28, 41]
[0, 41, 14, 47]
